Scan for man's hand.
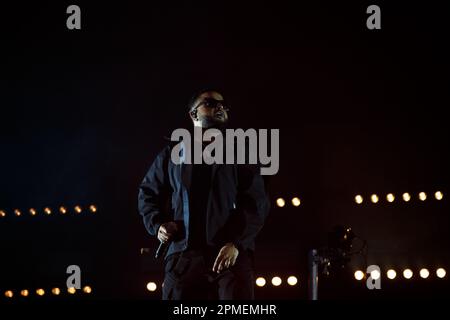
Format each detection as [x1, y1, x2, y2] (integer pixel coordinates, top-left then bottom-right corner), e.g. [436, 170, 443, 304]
[212, 243, 239, 273]
[157, 222, 179, 243]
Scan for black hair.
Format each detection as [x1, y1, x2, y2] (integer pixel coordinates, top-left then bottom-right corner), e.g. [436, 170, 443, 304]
[187, 88, 224, 112]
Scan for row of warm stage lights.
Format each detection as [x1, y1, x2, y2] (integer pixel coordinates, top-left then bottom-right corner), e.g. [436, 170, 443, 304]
[355, 191, 444, 204]
[145, 276, 299, 292]
[354, 268, 447, 281]
[147, 269, 447, 292]
[3, 286, 93, 299]
[274, 191, 445, 207]
[275, 197, 301, 208]
[0, 205, 97, 218]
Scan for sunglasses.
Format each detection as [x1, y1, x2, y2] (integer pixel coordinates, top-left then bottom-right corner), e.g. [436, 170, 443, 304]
[193, 98, 230, 112]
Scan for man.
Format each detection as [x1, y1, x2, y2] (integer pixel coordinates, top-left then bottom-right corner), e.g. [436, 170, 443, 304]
[138, 89, 269, 300]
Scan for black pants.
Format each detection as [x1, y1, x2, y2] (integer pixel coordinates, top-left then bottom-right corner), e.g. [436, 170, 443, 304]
[162, 248, 255, 300]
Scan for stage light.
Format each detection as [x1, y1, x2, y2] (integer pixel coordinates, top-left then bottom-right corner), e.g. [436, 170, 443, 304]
[146, 282, 157, 292]
[419, 192, 427, 201]
[83, 286, 92, 294]
[371, 269, 381, 280]
[370, 194, 379, 203]
[271, 276, 282, 286]
[436, 268, 446, 278]
[44, 207, 52, 215]
[402, 192, 411, 202]
[20, 289, 29, 297]
[276, 198, 285, 208]
[0, 210, 6, 217]
[255, 277, 266, 287]
[386, 193, 395, 203]
[387, 269, 397, 279]
[52, 288, 61, 295]
[355, 195, 363, 204]
[354, 270, 364, 281]
[420, 268, 429, 279]
[36, 289, 45, 296]
[59, 206, 67, 214]
[287, 276, 298, 286]
[68, 287, 76, 294]
[435, 191, 443, 200]
[29, 208, 37, 216]
[291, 197, 301, 207]
[89, 205, 97, 213]
[14, 209, 21, 216]
[403, 269, 413, 279]
[4, 290, 13, 298]
[74, 205, 82, 213]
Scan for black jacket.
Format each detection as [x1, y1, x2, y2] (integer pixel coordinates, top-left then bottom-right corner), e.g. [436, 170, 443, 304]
[137, 143, 270, 257]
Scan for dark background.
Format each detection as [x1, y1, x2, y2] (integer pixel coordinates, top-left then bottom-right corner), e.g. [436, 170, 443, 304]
[1, 1, 449, 301]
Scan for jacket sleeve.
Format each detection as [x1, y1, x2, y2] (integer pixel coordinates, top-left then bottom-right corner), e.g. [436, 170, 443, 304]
[137, 147, 171, 237]
[231, 165, 270, 251]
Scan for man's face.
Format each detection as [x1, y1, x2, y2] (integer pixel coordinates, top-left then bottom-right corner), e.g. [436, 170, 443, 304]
[190, 91, 229, 128]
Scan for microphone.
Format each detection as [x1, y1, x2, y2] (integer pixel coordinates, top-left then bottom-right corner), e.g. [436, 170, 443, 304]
[155, 240, 170, 259]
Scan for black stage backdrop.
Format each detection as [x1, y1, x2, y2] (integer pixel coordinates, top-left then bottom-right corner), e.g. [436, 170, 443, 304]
[1, 1, 449, 310]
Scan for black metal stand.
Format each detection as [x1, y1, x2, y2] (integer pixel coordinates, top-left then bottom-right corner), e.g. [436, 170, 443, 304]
[308, 249, 331, 300]
[308, 249, 319, 300]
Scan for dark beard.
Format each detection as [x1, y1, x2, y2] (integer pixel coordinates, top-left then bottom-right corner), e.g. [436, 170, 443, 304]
[200, 115, 227, 130]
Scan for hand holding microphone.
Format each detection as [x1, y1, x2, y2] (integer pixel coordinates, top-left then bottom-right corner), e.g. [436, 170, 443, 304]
[155, 221, 179, 259]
